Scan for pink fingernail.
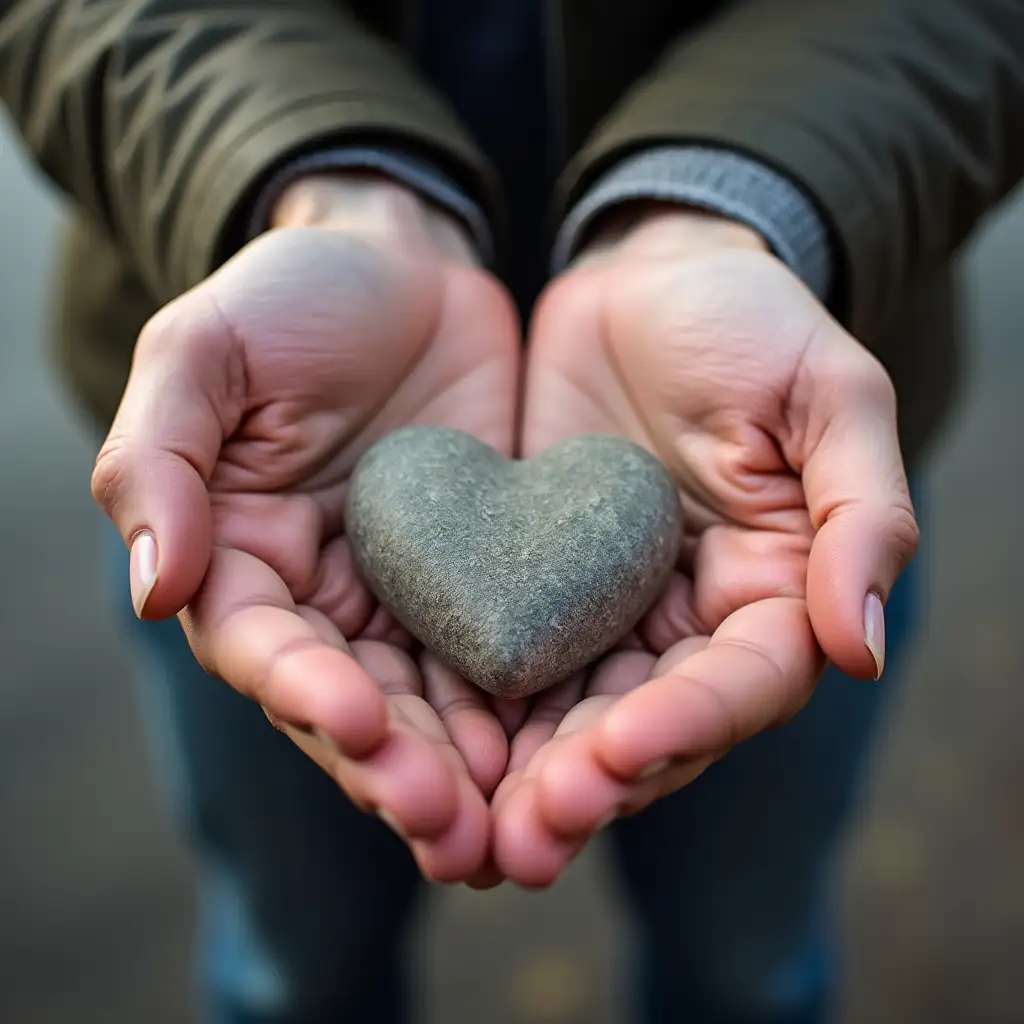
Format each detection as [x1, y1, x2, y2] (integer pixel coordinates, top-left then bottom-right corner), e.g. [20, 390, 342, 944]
[130, 532, 158, 617]
[377, 808, 406, 839]
[637, 758, 669, 780]
[864, 592, 886, 680]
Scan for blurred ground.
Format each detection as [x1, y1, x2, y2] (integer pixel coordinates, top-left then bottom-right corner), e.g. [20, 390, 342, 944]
[0, 112, 1021, 1024]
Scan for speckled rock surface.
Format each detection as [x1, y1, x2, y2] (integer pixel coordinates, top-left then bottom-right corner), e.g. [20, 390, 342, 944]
[345, 427, 683, 699]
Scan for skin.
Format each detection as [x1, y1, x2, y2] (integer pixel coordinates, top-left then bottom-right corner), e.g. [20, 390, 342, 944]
[93, 174, 519, 882]
[492, 204, 918, 885]
[92, 178, 918, 889]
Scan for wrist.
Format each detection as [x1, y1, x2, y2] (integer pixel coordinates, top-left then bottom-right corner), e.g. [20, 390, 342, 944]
[270, 171, 480, 265]
[577, 201, 769, 266]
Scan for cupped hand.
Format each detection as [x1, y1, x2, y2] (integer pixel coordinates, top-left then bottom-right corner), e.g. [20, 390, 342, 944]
[91, 175, 520, 881]
[492, 206, 919, 886]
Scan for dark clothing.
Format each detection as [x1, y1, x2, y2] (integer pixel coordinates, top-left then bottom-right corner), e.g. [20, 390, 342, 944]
[2, 0, 1023, 458]
[416, 0, 553, 308]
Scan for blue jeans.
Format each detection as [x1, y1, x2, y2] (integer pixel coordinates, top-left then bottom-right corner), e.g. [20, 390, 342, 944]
[106, 525, 919, 1024]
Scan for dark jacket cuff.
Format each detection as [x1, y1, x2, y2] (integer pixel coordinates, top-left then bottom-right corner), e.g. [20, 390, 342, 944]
[246, 146, 495, 265]
[553, 146, 833, 301]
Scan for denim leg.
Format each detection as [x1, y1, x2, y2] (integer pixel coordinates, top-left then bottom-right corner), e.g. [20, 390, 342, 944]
[103, 529, 424, 1024]
[607, 534, 921, 1024]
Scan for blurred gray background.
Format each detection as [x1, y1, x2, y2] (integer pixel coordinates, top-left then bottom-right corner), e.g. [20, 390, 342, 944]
[1, 110, 1021, 1023]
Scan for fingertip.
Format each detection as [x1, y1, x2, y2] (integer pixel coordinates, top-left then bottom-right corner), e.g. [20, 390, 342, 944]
[464, 859, 506, 890]
[535, 744, 621, 838]
[333, 729, 461, 843]
[95, 439, 216, 620]
[460, 713, 510, 798]
[419, 653, 510, 794]
[806, 516, 895, 680]
[492, 786, 578, 888]
[315, 668, 390, 759]
[596, 691, 668, 779]
[411, 775, 491, 883]
[275, 646, 389, 759]
[490, 695, 531, 737]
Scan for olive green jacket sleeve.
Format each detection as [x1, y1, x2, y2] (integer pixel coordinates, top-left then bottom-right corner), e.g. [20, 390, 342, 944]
[0, 0, 497, 304]
[566, 0, 1024, 340]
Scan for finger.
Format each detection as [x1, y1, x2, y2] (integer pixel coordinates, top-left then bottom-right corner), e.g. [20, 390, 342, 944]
[506, 672, 586, 774]
[284, 717, 488, 882]
[91, 296, 243, 619]
[421, 654, 509, 797]
[509, 652, 652, 779]
[302, 537, 389, 639]
[282, 639, 488, 879]
[348, 644, 491, 879]
[269, 620, 487, 877]
[409, 772, 492, 883]
[595, 597, 823, 778]
[490, 652, 655, 881]
[210, 492, 323, 599]
[531, 641, 709, 837]
[797, 333, 920, 679]
[650, 634, 712, 675]
[184, 546, 387, 757]
[640, 571, 703, 653]
[536, 741, 714, 840]
[464, 856, 506, 891]
[491, 782, 585, 889]
[358, 603, 414, 647]
[261, 604, 352, 730]
[490, 695, 531, 738]
[691, 522, 810, 633]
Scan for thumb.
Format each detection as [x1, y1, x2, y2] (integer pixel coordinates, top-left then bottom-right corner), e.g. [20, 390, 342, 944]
[798, 332, 920, 680]
[91, 294, 244, 619]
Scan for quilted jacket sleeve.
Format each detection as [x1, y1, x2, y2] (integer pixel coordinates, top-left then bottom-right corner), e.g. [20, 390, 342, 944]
[0, 0, 497, 303]
[565, 0, 1024, 339]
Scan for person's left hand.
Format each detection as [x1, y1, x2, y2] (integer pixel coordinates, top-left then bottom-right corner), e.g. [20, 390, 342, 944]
[489, 205, 919, 887]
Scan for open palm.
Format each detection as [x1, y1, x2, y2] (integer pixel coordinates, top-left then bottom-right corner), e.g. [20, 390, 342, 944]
[93, 221, 519, 881]
[493, 224, 918, 885]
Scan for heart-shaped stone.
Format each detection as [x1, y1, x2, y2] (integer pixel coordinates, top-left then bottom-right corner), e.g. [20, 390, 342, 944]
[345, 427, 683, 699]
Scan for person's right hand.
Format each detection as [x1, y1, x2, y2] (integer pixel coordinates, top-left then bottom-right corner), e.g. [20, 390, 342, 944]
[91, 174, 520, 882]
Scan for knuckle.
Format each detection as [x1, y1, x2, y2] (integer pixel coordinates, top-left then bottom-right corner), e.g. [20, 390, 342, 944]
[90, 437, 132, 514]
[135, 292, 237, 384]
[891, 504, 922, 567]
[133, 300, 188, 360]
[829, 345, 897, 411]
[179, 608, 218, 677]
[865, 359, 898, 409]
[688, 674, 745, 752]
[258, 634, 323, 705]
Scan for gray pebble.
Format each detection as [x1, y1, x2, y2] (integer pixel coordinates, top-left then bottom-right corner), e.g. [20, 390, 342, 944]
[345, 427, 683, 699]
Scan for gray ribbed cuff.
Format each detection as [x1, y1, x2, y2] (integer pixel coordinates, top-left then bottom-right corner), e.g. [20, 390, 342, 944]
[246, 146, 494, 265]
[553, 146, 832, 301]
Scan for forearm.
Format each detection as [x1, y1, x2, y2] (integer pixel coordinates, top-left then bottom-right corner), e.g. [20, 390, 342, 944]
[0, 0, 495, 301]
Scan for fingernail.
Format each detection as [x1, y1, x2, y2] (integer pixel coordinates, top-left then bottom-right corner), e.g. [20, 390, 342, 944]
[864, 591, 886, 680]
[265, 710, 314, 736]
[637, 758, 669, 780]
[129, 531, 158, 617]
[377, 808, 406, 839]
